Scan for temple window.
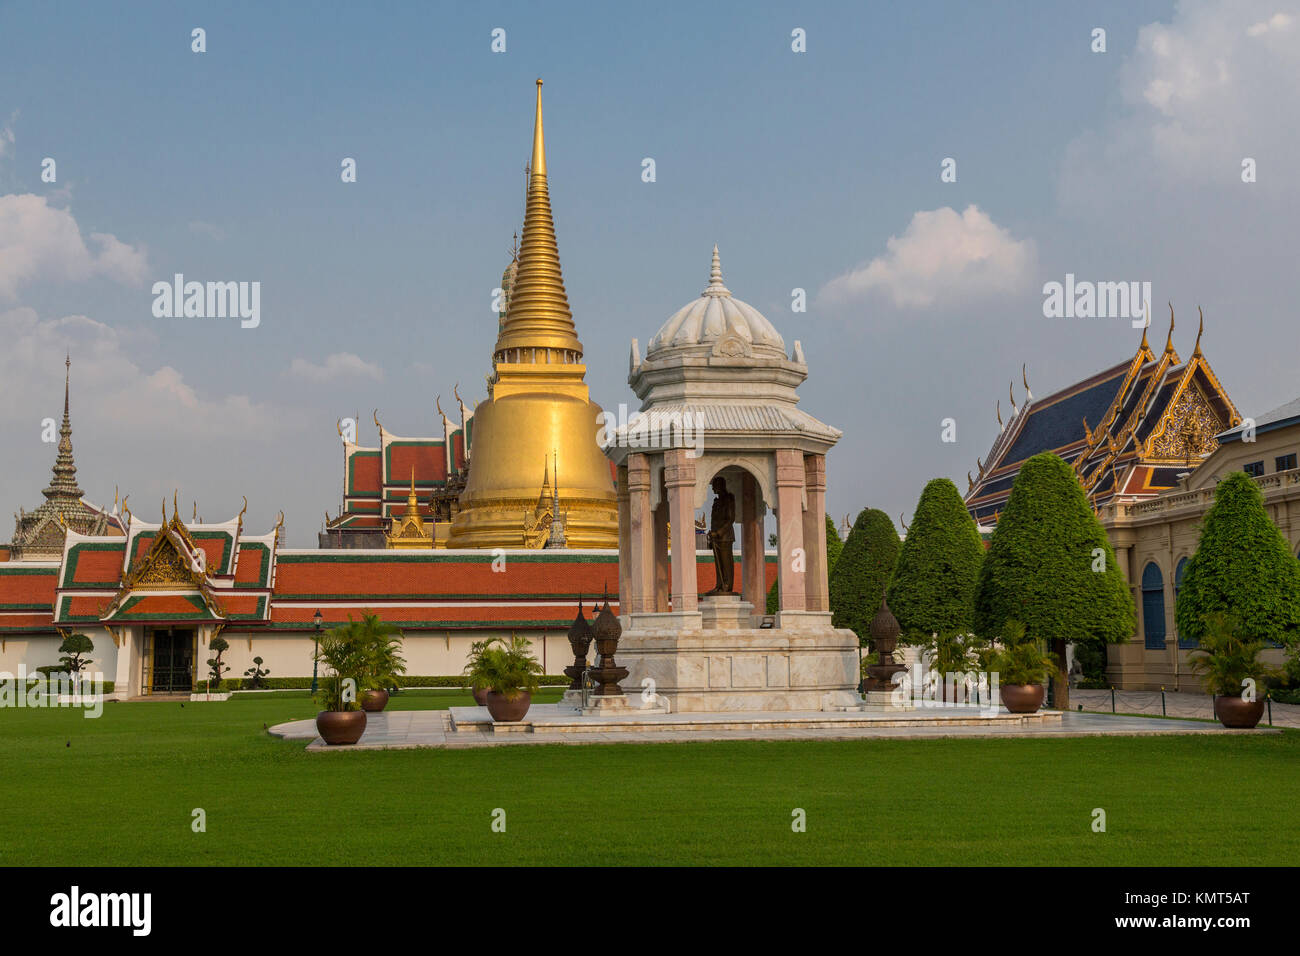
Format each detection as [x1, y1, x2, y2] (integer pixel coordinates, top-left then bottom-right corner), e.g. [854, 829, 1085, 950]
[1141, 561, 1166, 650]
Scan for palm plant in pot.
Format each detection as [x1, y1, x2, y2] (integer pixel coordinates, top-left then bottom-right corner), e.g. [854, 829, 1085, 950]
[466, 635, 543, 722]
[313, 623, 368, 745]
[1187, 612, 1279, 728]
[355, 612, 406, 712]
[463, 639, 493, 706]
[988, 620, 1059, 713]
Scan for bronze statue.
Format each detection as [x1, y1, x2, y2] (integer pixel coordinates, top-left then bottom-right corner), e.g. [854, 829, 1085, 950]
[705, 475, 735, 594]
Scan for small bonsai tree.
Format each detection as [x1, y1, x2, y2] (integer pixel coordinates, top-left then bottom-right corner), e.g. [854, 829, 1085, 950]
[830, 508, 900, 646]
[243, 656, 270, 689]
[888, 478, 984, 644]
[1175, 471, 1300, 650]
[1186, 612, 1279, 698]
[465, 635, 543, 701]
[58, 633, 95, 675]
[206, 635, 230, 691]
[313, 624, 366, 712]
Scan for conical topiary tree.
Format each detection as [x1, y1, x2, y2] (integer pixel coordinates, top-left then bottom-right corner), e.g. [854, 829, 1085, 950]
[767, 514, 843, 614]
[1175, 471, 1300, 649]
[830, 508, 900, 645]
[973, 452, 1134, 708]
[887, 478, 984, 643]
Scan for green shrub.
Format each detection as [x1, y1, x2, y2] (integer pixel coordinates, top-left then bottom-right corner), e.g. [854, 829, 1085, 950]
[1175, 471, 1300, 649]
[830, 508, 899, 645]
[974, 452, 1134, 650]
[1185, 612, 1279, 697]
[888, 478, 983, 643]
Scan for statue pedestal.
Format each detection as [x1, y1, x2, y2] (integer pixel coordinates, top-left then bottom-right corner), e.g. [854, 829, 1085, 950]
[616, 612, 860, 713]
[861, 690, 914, 712]
[700, 593, 753, 630]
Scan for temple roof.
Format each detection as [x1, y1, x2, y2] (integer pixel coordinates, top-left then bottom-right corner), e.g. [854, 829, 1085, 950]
[965, 308, 1239, 523]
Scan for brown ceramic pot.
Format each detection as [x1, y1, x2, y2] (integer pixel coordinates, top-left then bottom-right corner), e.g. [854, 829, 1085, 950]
[316, 709, 367, 745]
[472, 686, 489, 706]
[1000, 683, 1045, 714]
[361, 688, 389, 712]
[485, 689, 531, 722]
[1214, 696, 1265, 729]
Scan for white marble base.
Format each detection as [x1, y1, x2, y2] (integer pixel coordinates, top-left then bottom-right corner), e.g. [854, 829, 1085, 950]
[700, 594, 754, 630]
[861, 690, 914, 712]
[616, 619, 861, 713]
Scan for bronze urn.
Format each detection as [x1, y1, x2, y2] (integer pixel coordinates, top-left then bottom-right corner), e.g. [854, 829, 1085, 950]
[862, 590, 907, 693]
[588, 594, 628, 697]
[564, 598, 595, 691]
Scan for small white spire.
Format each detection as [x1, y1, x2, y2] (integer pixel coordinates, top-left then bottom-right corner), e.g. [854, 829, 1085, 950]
[703, 244, 731, 297]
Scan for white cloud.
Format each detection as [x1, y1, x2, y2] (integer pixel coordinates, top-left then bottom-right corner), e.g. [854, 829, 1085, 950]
[0, 306, 285, 441]
[818, 205, 1036, 310]
[0, 194, 149, 299]
[1063, 0, 1300, 200]
[287, 352, 384, 383]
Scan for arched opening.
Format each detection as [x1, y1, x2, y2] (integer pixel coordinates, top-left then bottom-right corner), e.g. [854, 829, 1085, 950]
[698, 463, 769, 616]
[1141, 562, 1166, 650]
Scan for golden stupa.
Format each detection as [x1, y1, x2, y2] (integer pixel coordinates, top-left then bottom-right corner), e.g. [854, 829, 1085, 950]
[446, 80, 619, 549]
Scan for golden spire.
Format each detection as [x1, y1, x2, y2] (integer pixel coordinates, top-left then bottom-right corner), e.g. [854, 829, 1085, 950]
[494, 79, 582, 361]
[1193, 306, 1204, 357]
[1164, 303, 1175, 354]
[406, 467, 420, 515]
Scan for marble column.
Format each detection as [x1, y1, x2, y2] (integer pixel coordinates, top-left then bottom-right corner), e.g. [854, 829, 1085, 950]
[653, 484, 670, 611]
[627, 454, 655, 614]
[741, 471, 765, 613]
[774, 448, 807, 611]
[802, 454, 829, 611]
[616, 464, 631, 613]
[664, 448, 698, 612]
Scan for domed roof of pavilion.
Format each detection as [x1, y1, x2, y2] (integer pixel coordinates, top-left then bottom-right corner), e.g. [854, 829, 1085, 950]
[646, 247, 786, 360]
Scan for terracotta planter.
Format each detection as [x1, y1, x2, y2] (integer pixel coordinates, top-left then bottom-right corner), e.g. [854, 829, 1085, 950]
[472, 686, 490, 706]
[485, 689, 531, 722]
[1214, 695, 1265, 729]
[316, 709, 367, 745]
[361, 688, 389, 712]
[1000, 683, 1045, 714]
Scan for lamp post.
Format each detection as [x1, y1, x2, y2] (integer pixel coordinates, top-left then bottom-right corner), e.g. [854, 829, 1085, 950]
[311, 609, 323, 695]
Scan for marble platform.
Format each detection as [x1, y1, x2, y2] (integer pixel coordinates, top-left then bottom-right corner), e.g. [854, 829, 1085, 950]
[267, 705, 1274, 752]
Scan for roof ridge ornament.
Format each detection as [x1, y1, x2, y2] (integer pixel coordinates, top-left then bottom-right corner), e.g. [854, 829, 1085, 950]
[1193, 306, 1204, 357]
[1164, 302, 1175, 354]
[703, 244, 731, 298]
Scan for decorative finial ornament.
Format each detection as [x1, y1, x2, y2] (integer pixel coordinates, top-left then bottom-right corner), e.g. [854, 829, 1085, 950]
[703, 244, 731, 297]
[1194, 306, 1204, 356]
[1022, 363, 1032, 401]
[967, 470, 974, 490]
[493, 78, 581, 359]
[1165, 303, 1175, 353]
[996, 399, 1002, 427]
[1009, 381, 1017, 414]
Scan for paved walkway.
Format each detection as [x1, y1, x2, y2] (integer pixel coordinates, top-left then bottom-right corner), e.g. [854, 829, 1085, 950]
[270, 705, 1277, 752]
[1073, 688, 1299, 728]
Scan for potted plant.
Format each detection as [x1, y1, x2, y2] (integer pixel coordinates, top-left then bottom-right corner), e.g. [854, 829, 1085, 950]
[1187, 612, 1279, 729]
[466, 635, 543, 722]
[989, 620, 1059, 713]
[313, 624, 368, 745]
[922, 630, 979, 703]
[354, 612, 406, 712]
[463, 639, 493, 706]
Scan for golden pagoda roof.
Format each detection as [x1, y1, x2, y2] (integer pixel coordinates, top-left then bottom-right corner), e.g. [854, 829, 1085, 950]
[493, 79, 583, 359]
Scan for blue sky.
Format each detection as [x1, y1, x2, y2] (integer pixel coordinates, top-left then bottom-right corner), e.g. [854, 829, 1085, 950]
[2, 0, 1297, 544]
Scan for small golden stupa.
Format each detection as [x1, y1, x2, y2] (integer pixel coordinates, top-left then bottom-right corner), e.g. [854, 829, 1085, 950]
[446, 80, 619, 549]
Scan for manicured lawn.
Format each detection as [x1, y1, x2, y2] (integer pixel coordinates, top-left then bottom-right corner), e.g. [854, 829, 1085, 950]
[2, 693, 1296, 866]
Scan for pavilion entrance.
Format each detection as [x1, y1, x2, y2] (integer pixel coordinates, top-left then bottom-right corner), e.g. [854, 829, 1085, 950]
[144, 627, 196, 694]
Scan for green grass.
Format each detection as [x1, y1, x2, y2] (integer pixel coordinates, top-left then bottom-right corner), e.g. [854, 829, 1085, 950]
[2, 693, 1296, 866]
